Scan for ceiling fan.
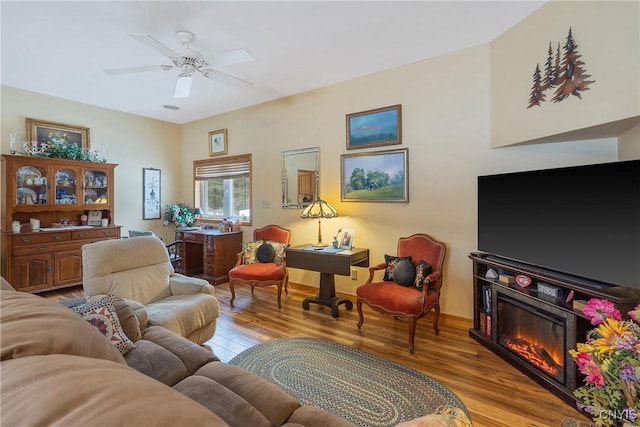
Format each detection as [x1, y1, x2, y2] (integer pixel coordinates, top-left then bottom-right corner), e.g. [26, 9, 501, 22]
[104, 31, 254, 98]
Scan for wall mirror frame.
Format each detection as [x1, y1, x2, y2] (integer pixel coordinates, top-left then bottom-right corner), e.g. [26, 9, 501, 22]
[281, 147, 320, 209]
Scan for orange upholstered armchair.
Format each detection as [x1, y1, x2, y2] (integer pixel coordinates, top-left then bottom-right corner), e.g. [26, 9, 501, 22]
[356, 233, 446, 354]
[228, 225, 291, 308]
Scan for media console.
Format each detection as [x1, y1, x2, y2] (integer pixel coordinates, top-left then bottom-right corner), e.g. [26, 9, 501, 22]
[469, 252, 639, 404]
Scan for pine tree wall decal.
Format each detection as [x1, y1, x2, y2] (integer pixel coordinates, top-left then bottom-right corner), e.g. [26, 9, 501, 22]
[527, 64, 545, 108]
[526, 27, 595, 108]
[551, 27, 595, 102]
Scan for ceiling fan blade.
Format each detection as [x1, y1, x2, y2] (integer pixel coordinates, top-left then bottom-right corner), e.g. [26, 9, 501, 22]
[201, 69, 254, 87]
[210, 48, 254, 67]
[129, 33, 180, 58]
[104, 65, 174, 75]
[174, 73, 193, 98]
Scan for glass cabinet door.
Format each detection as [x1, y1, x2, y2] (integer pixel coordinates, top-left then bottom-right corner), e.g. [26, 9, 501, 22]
[84, 170, 108, 205]
[55, 168, 78, 205]
[16, 165, 48, 206]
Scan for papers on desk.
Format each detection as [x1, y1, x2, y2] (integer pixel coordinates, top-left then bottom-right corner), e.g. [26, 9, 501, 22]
[302, 246, 344, 253]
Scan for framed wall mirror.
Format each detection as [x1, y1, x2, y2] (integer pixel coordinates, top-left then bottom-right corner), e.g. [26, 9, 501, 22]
[281, 147, 320, 208]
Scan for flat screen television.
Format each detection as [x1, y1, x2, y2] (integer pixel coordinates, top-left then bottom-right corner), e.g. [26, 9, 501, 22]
[477, 159, 640, 290]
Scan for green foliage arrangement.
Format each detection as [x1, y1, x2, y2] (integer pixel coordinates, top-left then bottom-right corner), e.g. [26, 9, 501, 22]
[162, 201, 195, 227]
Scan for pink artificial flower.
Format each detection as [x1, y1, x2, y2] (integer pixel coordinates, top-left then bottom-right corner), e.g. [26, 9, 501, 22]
[574, 352, 605, 387]
[629, 306, 640, 324]
[582, 298, 622, 325]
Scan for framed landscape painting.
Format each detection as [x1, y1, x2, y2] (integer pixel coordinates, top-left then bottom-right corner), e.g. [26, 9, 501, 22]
[341, 148, 408, 202]
[346, 104, 401, 150]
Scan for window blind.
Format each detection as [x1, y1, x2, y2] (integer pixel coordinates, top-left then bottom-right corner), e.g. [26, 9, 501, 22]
[194, 155, 250, 180]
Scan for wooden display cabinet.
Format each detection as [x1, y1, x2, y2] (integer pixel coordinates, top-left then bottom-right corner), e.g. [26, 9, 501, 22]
[2, 154, 121, 292]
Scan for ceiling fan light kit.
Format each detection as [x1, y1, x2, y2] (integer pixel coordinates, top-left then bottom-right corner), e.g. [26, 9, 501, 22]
[174, 73, 193, 98]
[104, 30, 254, 98]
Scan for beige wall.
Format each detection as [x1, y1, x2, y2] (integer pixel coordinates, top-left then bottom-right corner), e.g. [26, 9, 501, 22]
[178, 44, 618, 319]
[0, 86, 182, 243]
[491, 0, 640, 147]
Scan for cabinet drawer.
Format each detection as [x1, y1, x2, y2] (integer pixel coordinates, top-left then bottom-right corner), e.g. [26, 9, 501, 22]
[181, 232, 204, 243]
[11, 232, 71, 246]
[14, 241, 82, 256]
[72, 228, 118, 240]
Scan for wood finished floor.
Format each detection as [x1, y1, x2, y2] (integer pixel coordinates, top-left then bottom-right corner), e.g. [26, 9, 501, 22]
[44, 283, 591, 427]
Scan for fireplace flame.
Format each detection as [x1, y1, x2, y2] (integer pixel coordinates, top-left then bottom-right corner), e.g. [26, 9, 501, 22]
[502, 335, 562, 377]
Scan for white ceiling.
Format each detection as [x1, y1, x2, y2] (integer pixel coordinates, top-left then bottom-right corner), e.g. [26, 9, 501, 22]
[1, 1, 545, 125]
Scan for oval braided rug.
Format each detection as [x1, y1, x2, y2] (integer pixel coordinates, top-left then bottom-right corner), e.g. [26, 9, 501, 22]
[228, 337, 468, 427]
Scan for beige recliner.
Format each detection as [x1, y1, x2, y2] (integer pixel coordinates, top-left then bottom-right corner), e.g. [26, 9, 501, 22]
[82, 235, 219, 344]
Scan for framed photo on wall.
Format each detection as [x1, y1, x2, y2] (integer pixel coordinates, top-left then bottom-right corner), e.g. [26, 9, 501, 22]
[209, 128, 228, 156]
[341, 148, 409, 202]
[346, 104, 401, 150]
[143, 168, 161, 220]
[26, 118, 90, 149]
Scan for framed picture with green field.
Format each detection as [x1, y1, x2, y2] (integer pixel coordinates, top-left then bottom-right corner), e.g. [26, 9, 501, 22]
[340, 148, 408, 202]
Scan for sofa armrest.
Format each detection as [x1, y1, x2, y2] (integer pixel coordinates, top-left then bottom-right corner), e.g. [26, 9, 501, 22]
[123, 299, 149, 330]
[169, 273, 215, 295]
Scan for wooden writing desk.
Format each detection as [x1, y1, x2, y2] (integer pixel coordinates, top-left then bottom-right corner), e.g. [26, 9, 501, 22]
[175, 228, 242, 285]
[286, 245, 369, 317]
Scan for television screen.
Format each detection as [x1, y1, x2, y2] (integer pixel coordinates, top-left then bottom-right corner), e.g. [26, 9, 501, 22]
[477, 160, 640, 289]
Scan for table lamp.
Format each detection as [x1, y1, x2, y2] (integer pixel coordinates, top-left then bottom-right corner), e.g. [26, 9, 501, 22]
[194, 207, 204, 226]
[300, 199, 338, 247]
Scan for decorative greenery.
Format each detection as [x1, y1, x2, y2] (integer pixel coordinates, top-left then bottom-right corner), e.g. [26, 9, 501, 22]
[570, 298, 640, 426]
[26, 132, 104, 162]
[162, 201, 195, 227]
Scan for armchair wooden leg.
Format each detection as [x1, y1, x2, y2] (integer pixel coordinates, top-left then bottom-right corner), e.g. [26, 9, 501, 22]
[229, 282, 236, 307]
[276, 283, 282, 309]
[433, 304, 441, 335]
[356, 299, 364, 329]
[408, 317, 417, 355]
[251, 285, 255, 295]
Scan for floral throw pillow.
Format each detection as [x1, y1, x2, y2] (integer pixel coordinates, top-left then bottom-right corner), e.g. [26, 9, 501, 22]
[242, 240, 264, 264]
[414, 260, 434, 291]
[383, 255, 412, 282]
[266, 240, 288, 265]
[71, 295, 136, 355]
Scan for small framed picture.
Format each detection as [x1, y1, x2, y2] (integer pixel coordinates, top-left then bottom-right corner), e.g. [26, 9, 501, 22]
[209, 129, 228, 157]
[340, 228, 356, 250]
[87, 210, 103, 226]
[143, 168, 161, 220]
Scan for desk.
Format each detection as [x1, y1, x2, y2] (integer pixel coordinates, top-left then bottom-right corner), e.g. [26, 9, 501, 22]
[175, 228, 242, 285]
[286, 245, 369, 318]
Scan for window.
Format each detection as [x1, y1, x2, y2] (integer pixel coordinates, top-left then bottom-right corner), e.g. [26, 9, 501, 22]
[194, 154, 251, 224]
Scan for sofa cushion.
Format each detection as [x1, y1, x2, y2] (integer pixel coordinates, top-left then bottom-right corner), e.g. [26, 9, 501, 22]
[1, 354, 229, 427]
[184, 361, 301, 427]
[0, 290, 125, 365]
[125, 326, 217, 386]
[145, 293, 219, 338]
[72, 295, 137, 355]
[82, 236, 174, 304]
[286, 405, 357, 427]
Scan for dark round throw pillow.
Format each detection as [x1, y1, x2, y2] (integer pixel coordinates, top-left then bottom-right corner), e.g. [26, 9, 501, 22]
[256, 243, 275, 263]
[394, 259, 416, 287]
